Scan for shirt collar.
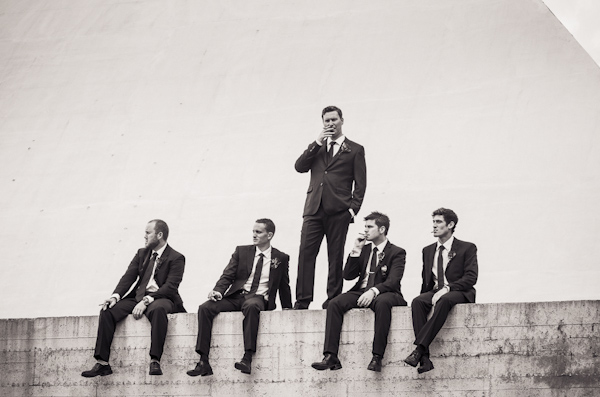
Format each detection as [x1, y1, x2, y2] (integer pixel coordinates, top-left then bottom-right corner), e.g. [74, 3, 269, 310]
[436, 235, 455, 252]
[372, 238, 388, 254]
[255, 245, 272, 259]
[327, 135, 346, 147]
[153, 243, 167, 258]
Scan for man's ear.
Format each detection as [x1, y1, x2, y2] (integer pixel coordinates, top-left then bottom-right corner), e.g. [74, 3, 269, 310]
[267, 232, 274, 240]
[448, 221, 455, 231]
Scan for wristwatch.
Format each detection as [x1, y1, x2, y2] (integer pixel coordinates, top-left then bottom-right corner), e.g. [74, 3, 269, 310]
[142, 297, 151, 306]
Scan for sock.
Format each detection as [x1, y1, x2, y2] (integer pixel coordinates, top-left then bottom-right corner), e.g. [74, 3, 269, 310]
[97, 360, 109, 366]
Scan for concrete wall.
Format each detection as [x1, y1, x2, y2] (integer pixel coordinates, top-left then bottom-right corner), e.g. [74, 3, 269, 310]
[1, 0, 600, 320]
[1, 301, 598, 396]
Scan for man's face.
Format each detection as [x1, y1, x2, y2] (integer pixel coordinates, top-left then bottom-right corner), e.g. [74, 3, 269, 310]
[144, 222, 160, 249]
[364, 219, 384, 242]
[252, 222, 272, 246]
[432, 215, 453, 238]
[322, 111, 343, 137]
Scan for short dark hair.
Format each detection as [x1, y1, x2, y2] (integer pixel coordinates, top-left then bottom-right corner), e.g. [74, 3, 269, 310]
[431, 208, 458, 233]
[149, 219, 169, 240]
[364, 211, 390, 235]
[255, 218, 276, 235]
[322, 105, 343, 119]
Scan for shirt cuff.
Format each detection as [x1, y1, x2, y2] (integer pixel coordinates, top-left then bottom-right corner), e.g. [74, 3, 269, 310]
[110, 293, 121, 302]
[349, 251, 361, 257]
[349, 208, 356, 217]
[370, 287, 380, 296]
[315, 140, 323, 146]
[145, 295, 155, 304]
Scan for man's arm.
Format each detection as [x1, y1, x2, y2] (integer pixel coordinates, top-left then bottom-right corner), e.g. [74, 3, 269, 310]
[295, 141, 322, 173]
[212, 246, 241, 295]
[420, 248, 431, 294]
[343, 235, 367, 280]
[112, 250, 144, 298]
[277, 254, 293, 309]
[447, 243, 478, 292]
[350, 145, 366, 215]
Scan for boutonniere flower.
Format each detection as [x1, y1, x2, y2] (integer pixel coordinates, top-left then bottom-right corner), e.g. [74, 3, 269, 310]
[378, 252, 387, 276]
[448, 251, 456, 261]
[270, 258, 281, 269]
[340, 141, 351, 153]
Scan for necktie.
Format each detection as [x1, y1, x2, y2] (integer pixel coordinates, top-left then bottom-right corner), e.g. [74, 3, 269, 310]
[136, 252, 158, 301]
[437, 246, 445, 290]
[249, 253, 264, 296]
[366, 247, 379, 289]
[327, 141, 336, 163]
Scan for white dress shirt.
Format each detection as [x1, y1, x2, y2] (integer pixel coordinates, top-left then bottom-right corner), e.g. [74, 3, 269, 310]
[243, 246, 272, 299]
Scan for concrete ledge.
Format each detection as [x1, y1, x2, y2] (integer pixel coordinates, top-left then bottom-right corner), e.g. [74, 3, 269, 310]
[1, 301, 599, 396]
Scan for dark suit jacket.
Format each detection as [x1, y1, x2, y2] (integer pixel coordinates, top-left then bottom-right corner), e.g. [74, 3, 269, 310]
[343, 241, 407, 303]
[295, 138, 367, 217]
[213, 245, 292, 311]
[420, 238, 478, 303]
[115, 244, 186, 312]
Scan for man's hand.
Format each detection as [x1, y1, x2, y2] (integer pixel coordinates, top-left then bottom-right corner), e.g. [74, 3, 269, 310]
[132, 301, 147, 319]
[351, 233, 366, 255]
[100, 297, 117, 311]
[208, 290, 222, 302]
[316, 126, 336, 145]
[357, 289, 376, 308]
[432, 286, 449, 308]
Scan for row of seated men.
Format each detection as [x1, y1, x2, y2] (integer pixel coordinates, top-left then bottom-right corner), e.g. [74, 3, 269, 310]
[81, 207, 478, 378]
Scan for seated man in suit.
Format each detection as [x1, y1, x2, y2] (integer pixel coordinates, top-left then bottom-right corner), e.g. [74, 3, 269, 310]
[312, 211, 407, 372]
[187, 218, 292, 376]
[404, 208, 478, 373]
[82, 219, 186, 377]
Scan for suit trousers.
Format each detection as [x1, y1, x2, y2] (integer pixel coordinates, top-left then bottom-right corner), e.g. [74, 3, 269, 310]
[94, 297, 175, 362]
[411, 290, 468, 352]
[195, 293, 266, 357]
[296, 207, 352, 305]
[323, 290, 406, 357]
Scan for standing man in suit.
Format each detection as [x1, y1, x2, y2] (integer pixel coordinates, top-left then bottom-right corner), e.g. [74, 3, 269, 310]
[186, 218, 292, 377]
[311, 212, 406, 372]
[294, 105, 367, 310]
[404, 208, 478, 373]
[82, 219, 186, 377]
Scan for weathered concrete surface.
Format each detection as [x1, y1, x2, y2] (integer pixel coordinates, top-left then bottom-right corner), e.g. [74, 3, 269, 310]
[0, 301, 598, 396]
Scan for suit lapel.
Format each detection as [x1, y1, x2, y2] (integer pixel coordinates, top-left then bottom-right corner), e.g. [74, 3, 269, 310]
[446, 238, 460, 271]
[376, 241, 391, 272]
[327, 139, 350, 168]
[361, 244, 373, 275]
[267, 248, 279, 292]
[246, 246, 255, 276]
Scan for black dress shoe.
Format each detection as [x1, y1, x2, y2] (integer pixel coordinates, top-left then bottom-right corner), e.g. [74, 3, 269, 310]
[403, 349, 422, 367]
[81, 363, 113, 377]
[234, 357, 252, 374]
[293, 302, 309, 310]
[186, 360, 213, 377]
[311, 353, 342, 370]
[367, 355, 382, 372]
[149, 362, 163, 375]
[417, 355, 434, 374]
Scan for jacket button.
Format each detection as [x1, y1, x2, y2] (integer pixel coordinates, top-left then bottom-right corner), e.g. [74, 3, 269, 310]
[320, 183, 323, 186]
[324, 171, 328, 174]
